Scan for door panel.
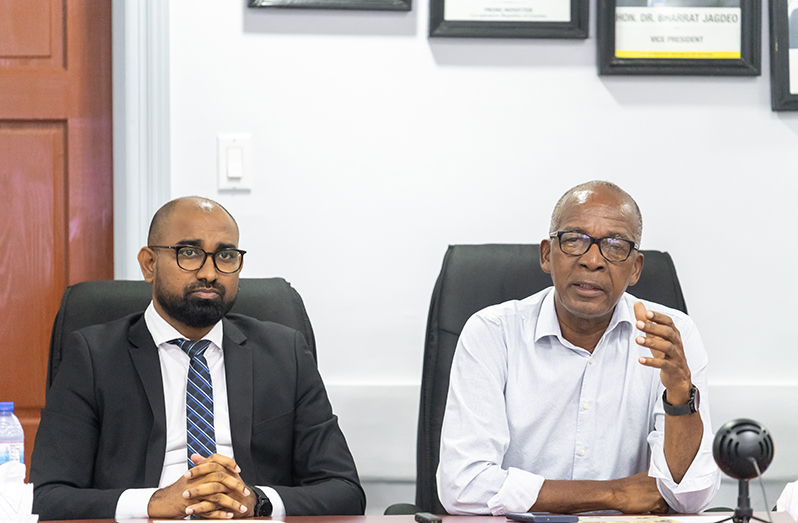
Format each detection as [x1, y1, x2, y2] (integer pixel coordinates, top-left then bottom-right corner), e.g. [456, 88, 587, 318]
[0, 124, 66, 461]
[0, 0, 64, 68]
[0, 1, 112, 471]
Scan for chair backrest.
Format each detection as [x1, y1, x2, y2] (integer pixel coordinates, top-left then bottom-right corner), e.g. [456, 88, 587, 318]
[47, 277, 316, 390]
[415, 244, 687, 514]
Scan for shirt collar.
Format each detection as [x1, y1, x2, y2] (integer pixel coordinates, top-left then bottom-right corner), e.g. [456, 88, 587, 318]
[144, 301, 224, 351]
[534, 288, 635, 347]
[534, 288, 562, 342]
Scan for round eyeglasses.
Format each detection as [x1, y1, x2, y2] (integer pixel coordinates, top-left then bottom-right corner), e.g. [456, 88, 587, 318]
[550, 231, 638, 263]
[149, 245, 246, 274]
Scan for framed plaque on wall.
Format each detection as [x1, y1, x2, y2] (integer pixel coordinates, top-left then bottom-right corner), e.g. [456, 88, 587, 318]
[429, 0, 589, 38]
[770, 0, 798, 110]
[250, 0, 411, 12]
[597, 0, 760, 75]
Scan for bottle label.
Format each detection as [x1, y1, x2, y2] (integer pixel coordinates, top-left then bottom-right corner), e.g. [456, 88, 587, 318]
[0, 442, 24, 464]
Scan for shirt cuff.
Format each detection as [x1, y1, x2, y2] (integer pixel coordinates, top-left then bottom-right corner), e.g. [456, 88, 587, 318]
[648, 439, 720, 513]
[259, 485, 286, 517]
[115, 487, 159, 519]
[777, 481, 798, 520]
[487, 467, 545, 516]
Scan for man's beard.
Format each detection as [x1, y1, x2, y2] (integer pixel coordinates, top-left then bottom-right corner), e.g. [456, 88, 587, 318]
[154, 278, 237, 329]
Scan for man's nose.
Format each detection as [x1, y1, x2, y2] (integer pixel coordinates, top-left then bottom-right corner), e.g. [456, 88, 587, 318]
[579, 242, 605, 270]
[196, 253, 219, 281]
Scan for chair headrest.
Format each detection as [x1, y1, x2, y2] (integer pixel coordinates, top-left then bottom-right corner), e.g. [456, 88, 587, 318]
[47, 278, 315, 389]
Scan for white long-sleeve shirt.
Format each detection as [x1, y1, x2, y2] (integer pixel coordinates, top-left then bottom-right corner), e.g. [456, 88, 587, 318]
[437, 287, 720, 515]
[777, 481, 798, 520]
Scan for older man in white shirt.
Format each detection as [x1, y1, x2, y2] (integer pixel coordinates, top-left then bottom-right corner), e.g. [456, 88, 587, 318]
[437, 181, 721, 515]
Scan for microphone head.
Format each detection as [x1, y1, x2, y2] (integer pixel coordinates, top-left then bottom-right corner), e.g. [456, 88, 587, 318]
[713, 418, 774, 480]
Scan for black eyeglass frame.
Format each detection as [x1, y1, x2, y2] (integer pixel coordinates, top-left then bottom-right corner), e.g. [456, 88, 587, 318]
[549, 231, 639, 263]
[148, 245, 247, 274]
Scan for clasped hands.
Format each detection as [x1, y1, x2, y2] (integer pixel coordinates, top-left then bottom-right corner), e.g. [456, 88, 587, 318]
[634, 301, 692, 404]
[148, 453, 256, 519]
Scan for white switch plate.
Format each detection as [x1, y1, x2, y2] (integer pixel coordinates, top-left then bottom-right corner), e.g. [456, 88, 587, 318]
[217, 134, 252, 191]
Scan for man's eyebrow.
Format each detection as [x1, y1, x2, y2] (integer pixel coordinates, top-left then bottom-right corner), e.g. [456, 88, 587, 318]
[174, 239, 239, 250]
[604, 231, 632, 240]
[174, 239, 203, 246]
[560, 227, 632, 240]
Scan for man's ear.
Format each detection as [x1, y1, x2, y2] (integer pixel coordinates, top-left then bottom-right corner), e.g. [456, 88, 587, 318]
[540, 239, 552, 274]
[138, 247, 156, 283]
[627, 251, 645, 286]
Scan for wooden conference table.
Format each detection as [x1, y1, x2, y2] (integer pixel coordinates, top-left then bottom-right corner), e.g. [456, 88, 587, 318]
[44, 512, 797, 523]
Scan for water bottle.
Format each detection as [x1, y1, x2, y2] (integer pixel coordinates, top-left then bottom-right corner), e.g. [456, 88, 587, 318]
[0, 402, 24, 465]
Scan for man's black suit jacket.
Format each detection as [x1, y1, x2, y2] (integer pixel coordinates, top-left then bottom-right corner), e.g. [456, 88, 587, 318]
[30, 313, 365, 521]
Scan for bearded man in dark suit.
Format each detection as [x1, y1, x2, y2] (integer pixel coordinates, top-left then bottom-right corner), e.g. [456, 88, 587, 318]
[31, 196, 365, 520]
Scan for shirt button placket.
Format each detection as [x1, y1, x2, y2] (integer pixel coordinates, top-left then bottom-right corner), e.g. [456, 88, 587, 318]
[573, 354, 595, 474]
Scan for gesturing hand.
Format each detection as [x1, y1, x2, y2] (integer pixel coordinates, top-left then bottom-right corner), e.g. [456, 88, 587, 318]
[148, 454, 256, 519]
[634, 301, 692, 404]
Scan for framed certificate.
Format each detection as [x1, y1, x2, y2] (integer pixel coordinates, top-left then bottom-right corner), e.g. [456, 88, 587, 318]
[429, 0, 589, 38]
[770, 0, 798, 110]
[598, 0, 760, 75]
[249, 0, 410, 11]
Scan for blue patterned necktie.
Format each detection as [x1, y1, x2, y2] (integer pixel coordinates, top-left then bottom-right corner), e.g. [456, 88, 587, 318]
[169, 338, 216, 469]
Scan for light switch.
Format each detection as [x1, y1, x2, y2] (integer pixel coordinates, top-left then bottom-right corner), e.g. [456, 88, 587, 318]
[227, 147, 244, 179]
[217, 134, 252, 190]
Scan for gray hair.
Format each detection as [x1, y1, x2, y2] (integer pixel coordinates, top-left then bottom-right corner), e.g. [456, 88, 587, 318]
[549, 181, 643, 245]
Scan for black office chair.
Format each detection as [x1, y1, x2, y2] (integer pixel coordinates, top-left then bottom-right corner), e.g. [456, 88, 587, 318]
[414, 244, 688, 514]
[46, 278, 316, 390]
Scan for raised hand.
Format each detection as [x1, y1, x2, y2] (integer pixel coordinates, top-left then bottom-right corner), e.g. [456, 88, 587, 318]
[634, 301, 692, 403]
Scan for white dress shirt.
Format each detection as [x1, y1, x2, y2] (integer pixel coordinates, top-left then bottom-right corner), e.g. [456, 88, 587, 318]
[114, 302, 285, 518]
[777, 481, 798, 521]
[436, 287, 720, 515]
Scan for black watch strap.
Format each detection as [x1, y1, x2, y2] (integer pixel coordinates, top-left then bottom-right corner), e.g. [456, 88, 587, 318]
[251, 486, 273, 517]
[662, 385, 699, 416]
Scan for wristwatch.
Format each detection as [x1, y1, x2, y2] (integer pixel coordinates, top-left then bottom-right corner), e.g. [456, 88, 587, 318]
[251, 486, 273, 517]
[662, 385, 700, 416]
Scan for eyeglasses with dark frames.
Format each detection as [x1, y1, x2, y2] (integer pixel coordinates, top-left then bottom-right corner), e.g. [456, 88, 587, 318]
[550, 231, 638, 263]
[148, 245, 247, 274]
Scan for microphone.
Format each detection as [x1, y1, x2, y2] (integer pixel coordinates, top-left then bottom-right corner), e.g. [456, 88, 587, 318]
[712, 419, 774, 523]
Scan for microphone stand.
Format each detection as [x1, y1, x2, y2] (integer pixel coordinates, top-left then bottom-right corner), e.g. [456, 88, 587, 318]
[714, 479, 770, 523]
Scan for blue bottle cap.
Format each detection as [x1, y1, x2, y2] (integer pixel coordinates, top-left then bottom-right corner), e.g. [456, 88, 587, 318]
[0, 402, 14, 412]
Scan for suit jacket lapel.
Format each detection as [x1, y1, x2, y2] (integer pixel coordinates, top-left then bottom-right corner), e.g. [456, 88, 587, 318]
[128, 315, 168, 487]
[223, 318, 256, 483]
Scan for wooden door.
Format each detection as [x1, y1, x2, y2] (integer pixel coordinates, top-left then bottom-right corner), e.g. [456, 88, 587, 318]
[0, 0, 113, 470]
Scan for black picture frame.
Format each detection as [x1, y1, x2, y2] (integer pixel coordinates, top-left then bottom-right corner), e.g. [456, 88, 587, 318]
[770, 0, 798, 110]
[249, 0, 411, 12]
[597, 0, 760, 75]
[428, 0, 589, 38]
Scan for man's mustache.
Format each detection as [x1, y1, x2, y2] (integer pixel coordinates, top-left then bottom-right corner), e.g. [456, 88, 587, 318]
[185, 281, 226, 297]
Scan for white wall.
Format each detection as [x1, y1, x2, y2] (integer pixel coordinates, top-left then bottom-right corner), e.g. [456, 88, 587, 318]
[136, 0, 798, 513]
